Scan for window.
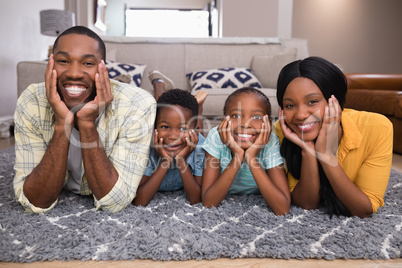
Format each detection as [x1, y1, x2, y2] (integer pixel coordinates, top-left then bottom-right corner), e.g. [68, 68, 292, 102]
[125, 0, 219, 38]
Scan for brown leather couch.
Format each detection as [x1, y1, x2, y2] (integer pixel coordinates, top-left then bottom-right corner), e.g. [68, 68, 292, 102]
[344, 73, 402, 154]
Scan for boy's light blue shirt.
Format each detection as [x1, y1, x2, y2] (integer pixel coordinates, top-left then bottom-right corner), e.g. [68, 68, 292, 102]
[202, 126, 283, 194]
[143, 133, 205, 191]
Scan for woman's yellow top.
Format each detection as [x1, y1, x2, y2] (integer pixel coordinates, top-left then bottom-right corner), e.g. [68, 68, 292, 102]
[273, 109, 393, 213]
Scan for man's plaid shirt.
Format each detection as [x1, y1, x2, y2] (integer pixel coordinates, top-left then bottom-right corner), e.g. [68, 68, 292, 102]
[14, 79, 156, 213]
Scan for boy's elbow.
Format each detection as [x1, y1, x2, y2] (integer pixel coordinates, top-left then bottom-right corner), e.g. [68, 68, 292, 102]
[131, 197, 149, 207]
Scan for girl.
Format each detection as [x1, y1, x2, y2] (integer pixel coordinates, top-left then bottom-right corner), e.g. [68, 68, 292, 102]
[274, 56, 393, 218]
[202, 87, 290, 215]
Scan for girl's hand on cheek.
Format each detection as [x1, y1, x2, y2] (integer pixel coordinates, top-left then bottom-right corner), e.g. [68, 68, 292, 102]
[218, 116, 243, 157]
[245, 115, 270, 160]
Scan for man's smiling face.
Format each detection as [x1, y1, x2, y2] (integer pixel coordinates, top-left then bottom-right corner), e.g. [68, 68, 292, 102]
[53, 33, 102, 110]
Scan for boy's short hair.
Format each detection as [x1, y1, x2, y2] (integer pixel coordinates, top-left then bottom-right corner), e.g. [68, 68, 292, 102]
[156, 89, 199, 127]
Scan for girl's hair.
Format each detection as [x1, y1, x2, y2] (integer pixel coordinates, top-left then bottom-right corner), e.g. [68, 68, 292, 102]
[223, 87, 272, 117]
[276, 56, 350, 217]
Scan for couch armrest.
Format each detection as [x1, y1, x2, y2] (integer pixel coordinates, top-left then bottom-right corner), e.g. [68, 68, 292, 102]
[346, 73, 402, 91]
[345, 89, 401, 116]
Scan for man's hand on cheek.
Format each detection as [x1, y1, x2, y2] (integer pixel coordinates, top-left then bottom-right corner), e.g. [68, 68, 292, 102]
[45, 54, 73, 127]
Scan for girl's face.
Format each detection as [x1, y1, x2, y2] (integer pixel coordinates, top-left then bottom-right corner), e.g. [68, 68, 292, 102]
[155, 105, 195, 155]
[282, 77, 328, 142]
[225, 92, 269, 150]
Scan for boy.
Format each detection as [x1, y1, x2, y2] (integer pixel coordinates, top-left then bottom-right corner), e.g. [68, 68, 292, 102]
[133, 89, 205, 206]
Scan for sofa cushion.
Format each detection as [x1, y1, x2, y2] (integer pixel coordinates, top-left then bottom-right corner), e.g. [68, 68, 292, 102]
[186, 67, 262, 91]
[251, 49, 297, 88]
[105, 60, 146, 87]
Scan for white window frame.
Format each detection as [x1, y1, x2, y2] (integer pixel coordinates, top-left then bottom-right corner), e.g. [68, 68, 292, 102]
[124, 0, 220, 38]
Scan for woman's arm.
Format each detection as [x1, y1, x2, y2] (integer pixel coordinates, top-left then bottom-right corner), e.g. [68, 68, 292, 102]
[314, 97, 374, 218]
[290, 147, 321, 209]
[320, 160, 373, 218]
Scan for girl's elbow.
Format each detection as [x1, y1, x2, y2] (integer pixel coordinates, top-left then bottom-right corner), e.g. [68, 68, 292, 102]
[273, 208, 289, 216]
[202, 200, 216, 208]
[189, 197, 201, 205]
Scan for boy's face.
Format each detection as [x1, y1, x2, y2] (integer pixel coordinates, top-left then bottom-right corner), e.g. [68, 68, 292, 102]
[155, 105, 196, 156]
[53, 33, 102, 110]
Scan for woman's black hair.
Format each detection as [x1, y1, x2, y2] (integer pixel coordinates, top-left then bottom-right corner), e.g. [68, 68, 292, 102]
[223, 87, 272, 117]
[276, 56, 350, 217]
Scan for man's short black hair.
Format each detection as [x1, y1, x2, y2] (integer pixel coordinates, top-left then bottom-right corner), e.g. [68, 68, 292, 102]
[53, 26, 106, 60]
[156, 89, 199, 128]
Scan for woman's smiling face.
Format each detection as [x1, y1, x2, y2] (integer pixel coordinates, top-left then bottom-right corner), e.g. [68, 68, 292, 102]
[282, 77, 328, 142]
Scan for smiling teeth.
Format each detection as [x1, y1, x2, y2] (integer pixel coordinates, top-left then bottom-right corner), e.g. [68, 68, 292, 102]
[299, 122, 315, 129]
[238, 134, 252, 138]
[65, 86, 86, 94]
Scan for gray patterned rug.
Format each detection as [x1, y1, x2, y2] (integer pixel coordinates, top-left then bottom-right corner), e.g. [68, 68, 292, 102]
[0, 146, 401, 262]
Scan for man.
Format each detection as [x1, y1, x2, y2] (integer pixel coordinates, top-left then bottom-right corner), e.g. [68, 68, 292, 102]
[14, 26, 156, 213]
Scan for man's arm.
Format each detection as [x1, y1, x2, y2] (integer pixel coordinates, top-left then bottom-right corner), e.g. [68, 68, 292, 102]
[79, 76, 156, 212]
[22, 124, 72, 208]
[15, 58, 74, 211]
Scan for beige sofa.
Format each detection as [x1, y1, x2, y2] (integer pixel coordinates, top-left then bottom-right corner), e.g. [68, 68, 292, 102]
[17, 36, 308, 131]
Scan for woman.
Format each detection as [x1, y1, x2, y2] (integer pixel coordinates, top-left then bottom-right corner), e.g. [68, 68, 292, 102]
[273, 56, 393, 218]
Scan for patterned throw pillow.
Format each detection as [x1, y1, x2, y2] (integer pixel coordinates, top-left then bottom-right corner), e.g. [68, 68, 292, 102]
[186, 67, 262, 91]
[105, 60, 146, 87]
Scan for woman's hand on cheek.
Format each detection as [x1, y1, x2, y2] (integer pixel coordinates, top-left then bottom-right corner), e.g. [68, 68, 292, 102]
[279, 108, 305, 148]
[315, 95, 341, 166]
[279, 107, 315, 153]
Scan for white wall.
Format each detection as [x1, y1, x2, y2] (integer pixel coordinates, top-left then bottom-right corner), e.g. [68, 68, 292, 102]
[292, 0, 402, 73]
[0, 0, 64, 117]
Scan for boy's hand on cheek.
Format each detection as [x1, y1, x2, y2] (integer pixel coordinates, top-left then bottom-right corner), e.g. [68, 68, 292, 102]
[176, 129, 198, 161]
[153, 129, 173, 163]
